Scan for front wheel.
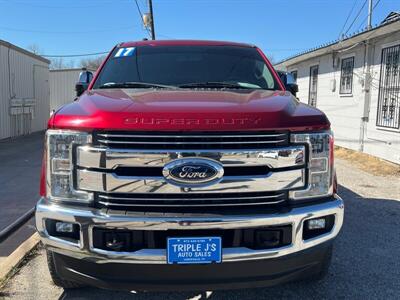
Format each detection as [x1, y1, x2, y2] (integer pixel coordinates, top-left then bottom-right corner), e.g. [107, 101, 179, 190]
[46, 250, 84, 289]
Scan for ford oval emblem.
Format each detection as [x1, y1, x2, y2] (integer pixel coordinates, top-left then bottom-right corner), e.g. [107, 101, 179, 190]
[162, 158, 224, 187]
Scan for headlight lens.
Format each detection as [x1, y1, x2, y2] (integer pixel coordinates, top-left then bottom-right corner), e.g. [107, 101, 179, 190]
[46, 130, 93, 202]
[289, 131, 334, 200]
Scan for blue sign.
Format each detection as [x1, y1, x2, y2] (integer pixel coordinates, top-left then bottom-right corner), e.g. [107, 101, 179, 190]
[167, 237, 222, 264]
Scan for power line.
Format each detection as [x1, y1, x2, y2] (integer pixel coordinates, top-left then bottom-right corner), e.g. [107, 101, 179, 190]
[157, 33, 176, 39]
[42, 51, 109, 58]
[265, 48, 307, 51]
[0, 0, 121, 9]
[343, 0, 368, 37]
[355, 0, 382, 31]
[134, 0, 151, 37]
[338, 0, 359, 38]
[0, 25, 133, 34]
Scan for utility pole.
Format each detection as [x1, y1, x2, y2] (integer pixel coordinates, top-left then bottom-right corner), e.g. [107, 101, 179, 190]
[367, 0, 373, 30]
[148, 0, 156, 40]
[360, 0, 373, 152]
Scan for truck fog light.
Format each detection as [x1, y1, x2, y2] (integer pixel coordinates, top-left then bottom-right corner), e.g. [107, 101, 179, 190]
[303, 215, 335, 240]
[45, 219, 80, 242]
[306, 218, 326, 230]
[55, 221, 74, 233]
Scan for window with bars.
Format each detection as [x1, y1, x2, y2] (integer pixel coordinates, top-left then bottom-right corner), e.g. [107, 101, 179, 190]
[290, 70, 298, 82]
[339, 57, 354, 94]
[308, 65, 318, 107]
[376, 44, 400, 129]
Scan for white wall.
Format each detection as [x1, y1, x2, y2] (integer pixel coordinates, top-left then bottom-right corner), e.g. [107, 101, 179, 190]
[50, 69, 81, 112]
[290, 47, 366, 152]
[277, 32, 400, 164]
[0, 41, 50, 139]
[364, 31, 400, 163]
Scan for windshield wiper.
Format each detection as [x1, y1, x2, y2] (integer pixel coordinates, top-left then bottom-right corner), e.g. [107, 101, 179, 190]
[98, 82, 178, 89]
[178, 81, 259, 89]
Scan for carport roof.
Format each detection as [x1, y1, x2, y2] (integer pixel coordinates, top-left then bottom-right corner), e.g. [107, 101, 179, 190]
[275, 13, 400, 68]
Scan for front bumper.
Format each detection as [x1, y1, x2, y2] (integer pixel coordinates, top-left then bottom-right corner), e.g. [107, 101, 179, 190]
[36, 196, 344, 264]
[49, 241, 333, 291]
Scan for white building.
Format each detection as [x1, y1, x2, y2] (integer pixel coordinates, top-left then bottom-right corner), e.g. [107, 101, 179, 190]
[275, 13, 400, 164]
[0, 40, 50, 139]
[50, 68, 95, 112]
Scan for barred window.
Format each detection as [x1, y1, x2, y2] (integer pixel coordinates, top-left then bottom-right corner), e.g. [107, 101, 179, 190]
[339, 57, 354, 94]
[290, 70, 297, 82]
[376, 44, 400, 129]
[308, 65, 318, 107]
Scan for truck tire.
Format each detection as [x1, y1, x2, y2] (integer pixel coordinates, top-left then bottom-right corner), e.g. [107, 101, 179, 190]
[46, 250, 84, 289]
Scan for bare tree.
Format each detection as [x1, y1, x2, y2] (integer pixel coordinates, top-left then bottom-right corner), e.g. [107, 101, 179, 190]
[27, 44, 43, 55]
[80, 56, 106, 71]
[27, 44, 75, 69]
[50, 58, 75, 70]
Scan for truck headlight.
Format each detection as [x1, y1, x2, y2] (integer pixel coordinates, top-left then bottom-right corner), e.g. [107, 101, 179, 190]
[289, 131, 334, 200]
[46, 130, 93, 203]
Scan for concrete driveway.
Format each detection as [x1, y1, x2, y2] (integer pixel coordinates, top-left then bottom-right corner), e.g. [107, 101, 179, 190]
[1, 158, 399, 299]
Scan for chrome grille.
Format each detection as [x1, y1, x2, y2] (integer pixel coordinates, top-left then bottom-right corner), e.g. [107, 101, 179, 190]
[96, 191, 287, 208]
[76, 131, 305, 209]
[93, 131, 289, 149]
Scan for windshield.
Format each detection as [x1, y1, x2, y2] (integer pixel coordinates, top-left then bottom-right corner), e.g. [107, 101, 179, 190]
[93, 45, 280, 90]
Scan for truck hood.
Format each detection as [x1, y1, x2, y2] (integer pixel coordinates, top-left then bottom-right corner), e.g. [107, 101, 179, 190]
[51, 89, 330, 131]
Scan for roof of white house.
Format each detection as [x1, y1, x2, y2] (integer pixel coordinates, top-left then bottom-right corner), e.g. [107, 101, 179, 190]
[0, 39, 50, 64]
[381, 11, 400, 24]
[275, 12, 400, 68]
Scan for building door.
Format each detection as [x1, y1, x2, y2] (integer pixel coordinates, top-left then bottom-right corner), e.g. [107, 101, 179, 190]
[308, 65, 319, 107]
[376, 44, 400, 129]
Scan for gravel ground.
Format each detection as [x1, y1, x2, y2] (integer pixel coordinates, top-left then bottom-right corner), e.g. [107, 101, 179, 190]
[1, 158, 399, 300]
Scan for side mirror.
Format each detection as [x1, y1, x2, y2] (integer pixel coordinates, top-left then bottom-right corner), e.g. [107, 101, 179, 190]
[75, 70, 93, 97]
[277, 71, 298, 97]
[285, 83, 298, 97]
[75, 82, 88, 97]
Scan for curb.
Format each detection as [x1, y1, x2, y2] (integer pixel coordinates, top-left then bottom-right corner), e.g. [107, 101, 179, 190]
[0, 233, 40, 281]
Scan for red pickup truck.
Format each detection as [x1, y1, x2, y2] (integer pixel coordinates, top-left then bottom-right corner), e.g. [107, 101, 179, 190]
[35, 40, 344, 291]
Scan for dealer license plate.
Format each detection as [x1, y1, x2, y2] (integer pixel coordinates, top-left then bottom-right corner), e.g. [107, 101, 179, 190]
[167, 237, 222, 264]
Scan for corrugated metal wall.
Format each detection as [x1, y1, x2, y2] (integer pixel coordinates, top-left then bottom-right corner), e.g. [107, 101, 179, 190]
[50, 69, 81, 111]
[0, 41, 50, 139]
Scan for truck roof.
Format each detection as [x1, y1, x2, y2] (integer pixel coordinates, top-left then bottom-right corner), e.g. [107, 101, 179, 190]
[119, 39, 255, 48]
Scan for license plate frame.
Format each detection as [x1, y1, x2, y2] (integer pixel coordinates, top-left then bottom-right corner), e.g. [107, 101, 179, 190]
[167, 237, 222, 265]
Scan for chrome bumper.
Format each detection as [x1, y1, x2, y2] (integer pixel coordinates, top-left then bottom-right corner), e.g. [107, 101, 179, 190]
[35, 196, 344, 264]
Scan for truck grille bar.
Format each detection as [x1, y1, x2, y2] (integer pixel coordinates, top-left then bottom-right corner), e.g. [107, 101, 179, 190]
[96, 192, 287, 208]
[94, 131, 289, 149]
